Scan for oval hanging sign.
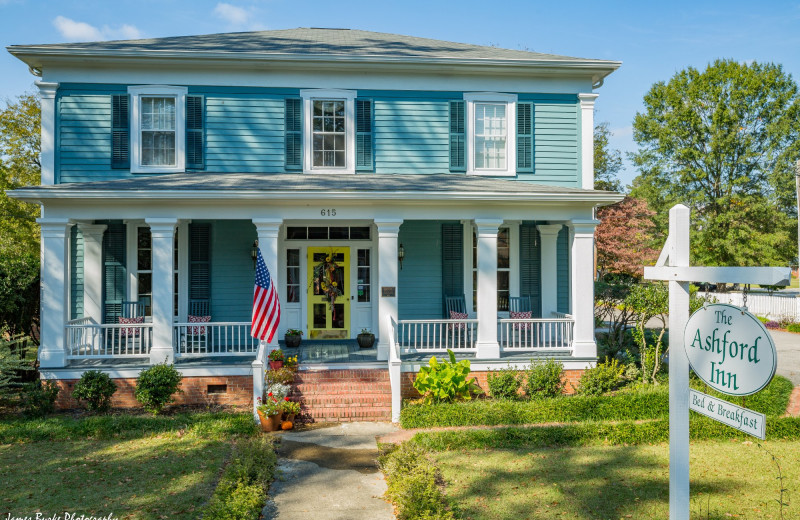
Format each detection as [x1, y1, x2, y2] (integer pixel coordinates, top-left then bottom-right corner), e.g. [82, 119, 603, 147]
[683, 303, 777, 396]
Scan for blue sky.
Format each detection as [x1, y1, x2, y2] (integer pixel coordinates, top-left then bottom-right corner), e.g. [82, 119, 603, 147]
[2, 0, 799, 185]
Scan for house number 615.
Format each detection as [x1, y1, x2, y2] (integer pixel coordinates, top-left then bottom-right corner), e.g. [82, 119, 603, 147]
[320, 209, 337, 217]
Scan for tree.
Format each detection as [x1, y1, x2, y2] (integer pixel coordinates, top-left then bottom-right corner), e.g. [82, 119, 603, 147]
[594, 122, 623, 192]
[630, 59, 800, 267]
[595, 196, 659, 278]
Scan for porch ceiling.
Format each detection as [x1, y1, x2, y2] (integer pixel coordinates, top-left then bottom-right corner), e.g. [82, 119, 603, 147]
[10, 173, 623, 205]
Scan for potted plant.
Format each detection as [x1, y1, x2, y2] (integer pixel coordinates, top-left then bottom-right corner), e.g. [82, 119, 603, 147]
[285, 354, 299, 372]
[284, 328, 303, 349]
[256, 394, 282, 432]
[267, 349, 285, 370]
[357, 328, 375, 349]
[279, 398, 301, 427]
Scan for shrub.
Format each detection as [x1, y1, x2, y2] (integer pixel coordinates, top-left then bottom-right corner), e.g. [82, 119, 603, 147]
[787, 323, 800, 333]
[486, 365, 523, 399]
[266, 366, 295, 385]
[135, 363, 183, 414]
[72, 370, 117, 412]
[413, 349, 482, 404]
[379, 442, 455, 520]
[577, 358, 624, 396]
[21, 379, 59, 417]
[0, 334, 35, 405]
[524, 359, 565, 398]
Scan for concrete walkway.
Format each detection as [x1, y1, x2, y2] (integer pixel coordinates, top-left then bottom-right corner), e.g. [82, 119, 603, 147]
[772, 329, 800, 385]
[262, 422, 398, 520]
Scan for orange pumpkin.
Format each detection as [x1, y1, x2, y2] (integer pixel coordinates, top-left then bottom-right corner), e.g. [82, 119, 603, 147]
[281, 420, 293, 430]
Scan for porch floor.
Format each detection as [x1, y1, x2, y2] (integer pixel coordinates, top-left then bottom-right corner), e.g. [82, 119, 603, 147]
[280, 340, 379, 364]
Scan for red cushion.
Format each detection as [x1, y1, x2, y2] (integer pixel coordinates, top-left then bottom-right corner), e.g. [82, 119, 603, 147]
[510, 311, 532, 331]
[118, 316, 144, 337]
[448, 310, 468, 331]
[188, 315, 211, 335]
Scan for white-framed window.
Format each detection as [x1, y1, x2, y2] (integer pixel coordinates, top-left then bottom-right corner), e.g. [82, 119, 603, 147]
[300, 89, 356, 174]
[464, 92, 517, 176]
[128, 85, 187, 174]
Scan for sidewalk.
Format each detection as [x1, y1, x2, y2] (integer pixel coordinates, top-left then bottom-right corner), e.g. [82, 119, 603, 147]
[262, 422, 398, 520]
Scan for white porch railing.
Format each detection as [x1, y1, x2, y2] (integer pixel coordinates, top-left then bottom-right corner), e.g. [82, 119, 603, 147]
[174, 322, 259, 356]
[394, 318, 478, 352]
[499, 316, 574, 350]
[65, 317, 152, 358]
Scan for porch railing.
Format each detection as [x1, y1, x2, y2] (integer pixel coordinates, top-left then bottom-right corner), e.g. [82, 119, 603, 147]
[499, 316, 574, 350]
[174, 322, 259, 356]
[65, 317, 153, 358]
[395, 318, 478, 352]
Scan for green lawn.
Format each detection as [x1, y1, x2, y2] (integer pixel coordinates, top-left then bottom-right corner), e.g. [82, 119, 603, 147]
[435, 440, 800, 519]
[0, 412, 263, 520]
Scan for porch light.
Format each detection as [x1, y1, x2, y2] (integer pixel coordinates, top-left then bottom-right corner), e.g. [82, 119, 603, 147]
[251, 240, 259, 269]
[398, 243, 405, 270]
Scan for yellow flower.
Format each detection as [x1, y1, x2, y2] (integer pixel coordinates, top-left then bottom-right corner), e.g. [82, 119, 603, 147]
[332, 281, 338, 287]
[325, 256, 331, 262]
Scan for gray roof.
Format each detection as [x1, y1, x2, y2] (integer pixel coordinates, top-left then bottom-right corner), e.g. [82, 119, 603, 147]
[8, 28, 620, 70]
[10, 173, 621, 204]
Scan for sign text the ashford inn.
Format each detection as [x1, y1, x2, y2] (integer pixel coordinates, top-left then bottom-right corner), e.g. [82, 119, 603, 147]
[683, 303, 777, 396]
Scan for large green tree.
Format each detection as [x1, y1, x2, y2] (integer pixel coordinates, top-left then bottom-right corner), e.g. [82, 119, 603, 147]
[594, 122, 623, 192]
[630, 59, 799, 266]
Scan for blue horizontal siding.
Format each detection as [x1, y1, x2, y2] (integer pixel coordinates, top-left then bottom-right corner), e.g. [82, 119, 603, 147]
[398, 221, 444, 320]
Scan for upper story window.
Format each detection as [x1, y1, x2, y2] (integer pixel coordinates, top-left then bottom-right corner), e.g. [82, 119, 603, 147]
[128, 85, 187, 174]
[464, 93, 517, 177]
[300, 89, 356, 174]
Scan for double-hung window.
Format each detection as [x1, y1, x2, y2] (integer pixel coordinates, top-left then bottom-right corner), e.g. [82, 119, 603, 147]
[300, 89, 356, 174]
[464, 93, 517, 176]
[128, 86, 187, 173]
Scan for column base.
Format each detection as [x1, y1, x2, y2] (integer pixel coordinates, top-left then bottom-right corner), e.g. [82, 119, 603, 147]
[38, 347, 67, 368]
[571, 340, 597, 358]
[377, 341, 389, 362]
[149, 347, 174, 365]
[475, 341, 500, 359]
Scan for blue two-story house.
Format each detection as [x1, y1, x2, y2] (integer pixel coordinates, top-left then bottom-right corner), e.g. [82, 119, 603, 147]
[8, 28, 621, 421]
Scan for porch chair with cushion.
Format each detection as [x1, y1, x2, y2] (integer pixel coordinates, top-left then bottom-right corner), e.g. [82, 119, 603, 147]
[508, 295, 534, 334]
[184, 299, 212, 353]
[444, 294, 471, 348]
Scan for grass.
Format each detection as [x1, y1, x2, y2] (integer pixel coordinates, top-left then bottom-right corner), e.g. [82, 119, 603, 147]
[434, 440, 800, 519]
[0, 411, 268, 519]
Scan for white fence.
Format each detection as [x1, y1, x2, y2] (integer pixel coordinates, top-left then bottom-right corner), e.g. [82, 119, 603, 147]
[394, 318, 478, 352]
[499, 317, 574, 350]
[66, 318, 152, 358]
[174, 322, 260, 356]
[698, 291, 799, 320]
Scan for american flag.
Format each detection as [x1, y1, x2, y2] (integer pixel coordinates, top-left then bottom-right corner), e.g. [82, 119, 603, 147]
[251, 248, 281, 343]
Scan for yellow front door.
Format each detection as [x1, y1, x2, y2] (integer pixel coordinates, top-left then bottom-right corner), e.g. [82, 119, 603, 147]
[307, 248, 350, 339]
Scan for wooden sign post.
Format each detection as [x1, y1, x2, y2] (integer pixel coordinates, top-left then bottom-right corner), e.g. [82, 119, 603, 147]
[643, 204, 791, 520]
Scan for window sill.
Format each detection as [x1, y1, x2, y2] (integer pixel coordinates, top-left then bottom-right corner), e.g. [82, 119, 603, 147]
[132, 167, 186, 174]
[467, 170, 516, 177]
[303, 169, 355, 175]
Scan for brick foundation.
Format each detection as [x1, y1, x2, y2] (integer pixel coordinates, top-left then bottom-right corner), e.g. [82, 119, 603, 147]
[290, 369, 392, 423]
[52, 375, 253, 410]
[400, 369, 585, 399]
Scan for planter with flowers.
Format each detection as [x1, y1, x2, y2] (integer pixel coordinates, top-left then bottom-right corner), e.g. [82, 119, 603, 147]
[256, 394, 283, 432]
[268, 349, 285, 370]
[279, 398, 302, 428]
[284, 328, 303, 349]
[357, 328, 376, 349]
[284, 354, 299, 372]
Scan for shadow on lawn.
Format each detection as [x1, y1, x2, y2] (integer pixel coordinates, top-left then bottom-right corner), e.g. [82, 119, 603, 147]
[438, 445, 742, 519]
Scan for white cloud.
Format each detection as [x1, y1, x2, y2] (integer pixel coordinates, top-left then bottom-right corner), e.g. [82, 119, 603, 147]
[52, 15, 143, 42]
[212, 2, 266, 30]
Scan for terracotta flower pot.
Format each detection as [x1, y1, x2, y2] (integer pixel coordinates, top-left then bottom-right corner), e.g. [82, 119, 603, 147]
[257, 409, 283, 432]
[268, 360, 284, 370]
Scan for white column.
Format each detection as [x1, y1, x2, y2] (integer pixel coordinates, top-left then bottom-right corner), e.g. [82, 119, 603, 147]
[375, 219, 403, 361]
[475, 219, 503, 358]
[253, 219, 282, 353]
[38, 218, 71, 367]
[537, 224, 562, 317]
[76, 223, 106, 324]
[36, 81, 58, 186]
[145, 218, 177, 364]
[569, 219, 599, 357]
[578, 93, 599, 190]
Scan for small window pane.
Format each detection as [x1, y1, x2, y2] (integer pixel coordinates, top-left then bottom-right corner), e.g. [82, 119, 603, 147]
[313, 304, 327, 328]
[329, 227, 349, 239]
[309, 227, 328, 239]
[287, 249, 300, 266]
[350, 227, 370, 240]
[138, 228, 151, 249]
[287, 227, 307, 240]
[138, 249, 152, 271]
[287, 285, 299, 303]
[138, 273, 152, 296]
[357, 249, 370, 266]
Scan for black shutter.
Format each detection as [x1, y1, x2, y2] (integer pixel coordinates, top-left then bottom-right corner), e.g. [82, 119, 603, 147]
[356, 98, 373, 171]
[449, 101, 465, 172]
[520, 223, 542, 317]
[442, 223, 464, 313]
[102, 221, 126, 323]
[111, 95, 130, 169]
[186, 95, 205, 169]
[190, 223, 211, 302]
[517, 102, 533, 172]
[285, 98, 302, 170]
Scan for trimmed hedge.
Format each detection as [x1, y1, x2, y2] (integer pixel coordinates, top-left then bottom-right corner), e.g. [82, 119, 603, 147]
[400, 376, 794, 429]
[411, 416, 800, 451]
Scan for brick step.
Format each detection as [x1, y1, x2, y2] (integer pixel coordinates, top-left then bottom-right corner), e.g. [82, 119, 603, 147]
[303, 407, 392, 421]
[292, 383, 391, 394]
[294, 370, 389, 382]
[297, 394, 391, 406]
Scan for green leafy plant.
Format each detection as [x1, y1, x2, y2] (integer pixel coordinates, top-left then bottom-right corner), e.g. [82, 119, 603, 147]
[412, 349, 482, 404]
[486, 365, 523, 400]
[525, 359, 565, 398]
[279, 399, 301, 415]
[134, 363, 183, 414]
[267, 349, 285, 361]
[285, 328, 303, 336]
[266, 366, 295, 385]
[257, 394, 281, 416]
[0, 334, 35, 404]
[21, 379, 59, 417]
[786, 323, 800, 333]
[577, 358, 624, 396]
[72, 370, 117, 412]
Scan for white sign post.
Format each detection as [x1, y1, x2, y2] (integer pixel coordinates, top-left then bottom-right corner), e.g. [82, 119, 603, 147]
[643, 204, 791, 520]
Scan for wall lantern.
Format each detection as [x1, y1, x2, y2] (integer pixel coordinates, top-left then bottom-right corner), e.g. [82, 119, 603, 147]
[251, 240, 259, 269]
[398, 243, 405, 270]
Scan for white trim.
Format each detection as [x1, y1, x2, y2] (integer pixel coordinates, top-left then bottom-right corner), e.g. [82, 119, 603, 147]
[128, 85, 187, 174]
[35, 81, 58, 185]
[300, 89, 357, 175]
[578, 93, 598, 190]
[463, 92, 517, 177]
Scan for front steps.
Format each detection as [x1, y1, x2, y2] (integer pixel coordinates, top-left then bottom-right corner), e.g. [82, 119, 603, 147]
[291, 369, 392, 423]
